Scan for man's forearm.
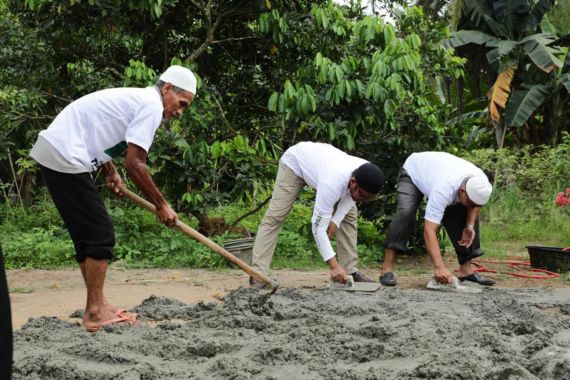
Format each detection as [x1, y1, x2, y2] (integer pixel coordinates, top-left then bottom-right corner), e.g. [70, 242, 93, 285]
[424, 226, 444, 269]
[326, 257, 340, 269]
[125, 160, 168, 209]
[465, 206, 480, 227]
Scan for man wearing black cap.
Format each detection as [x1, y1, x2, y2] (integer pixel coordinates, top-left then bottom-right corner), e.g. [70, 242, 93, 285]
[250, 142, 385, 286]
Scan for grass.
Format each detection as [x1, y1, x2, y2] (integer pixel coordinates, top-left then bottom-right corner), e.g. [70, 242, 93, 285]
[481, 187, 570, 259]
[10, 287, 34, 294]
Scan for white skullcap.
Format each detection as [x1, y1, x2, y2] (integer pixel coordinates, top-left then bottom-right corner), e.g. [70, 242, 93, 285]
[465, 176, 493, 206]
[159, 65, 197, 94]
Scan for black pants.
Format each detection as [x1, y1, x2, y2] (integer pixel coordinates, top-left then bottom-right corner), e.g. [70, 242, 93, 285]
[0, 245, 12, 380]
[386, 169, 483, 264]
[39, 165, 115, 263]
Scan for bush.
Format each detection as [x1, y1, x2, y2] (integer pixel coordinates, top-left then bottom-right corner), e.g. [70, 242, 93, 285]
[460, 136, 570, 255]
[462, 133, 570, 199]
[0, 193, 385, 269]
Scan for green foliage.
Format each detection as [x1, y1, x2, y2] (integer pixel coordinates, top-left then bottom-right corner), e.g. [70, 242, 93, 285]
[481, 187, 570, 254]
[462, 133, 570, 195]
[261, 4, 465, 163]
[460, 134, 570, 254]
[547, 0, 570, 35]
[0, 189, 385, 269]
[448, 0, 570, 145]
[0, 0, 568, 272]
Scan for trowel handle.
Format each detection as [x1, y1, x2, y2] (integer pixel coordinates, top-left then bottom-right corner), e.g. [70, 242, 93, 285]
[346, 275, 354, 287]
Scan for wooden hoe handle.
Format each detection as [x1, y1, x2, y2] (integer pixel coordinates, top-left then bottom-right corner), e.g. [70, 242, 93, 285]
[119, 186, 275, 288]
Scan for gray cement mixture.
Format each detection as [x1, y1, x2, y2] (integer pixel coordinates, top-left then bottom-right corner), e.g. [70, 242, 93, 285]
[13, 286, 570, 379]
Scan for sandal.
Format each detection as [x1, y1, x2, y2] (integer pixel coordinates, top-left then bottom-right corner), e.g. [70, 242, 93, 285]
[83, 309, 139, 332]
[114, 308, 138, 322]
[83, 315, 131, 332]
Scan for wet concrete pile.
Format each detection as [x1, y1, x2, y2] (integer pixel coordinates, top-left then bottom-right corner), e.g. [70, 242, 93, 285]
[13, 287, 570, 379]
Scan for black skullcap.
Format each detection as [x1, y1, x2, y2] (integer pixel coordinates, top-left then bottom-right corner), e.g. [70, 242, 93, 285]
[353, 163, 385, 194]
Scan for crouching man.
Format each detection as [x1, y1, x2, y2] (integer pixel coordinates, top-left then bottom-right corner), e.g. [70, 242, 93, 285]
[251, 142, 385, 287]
[379, 152, 494, 287]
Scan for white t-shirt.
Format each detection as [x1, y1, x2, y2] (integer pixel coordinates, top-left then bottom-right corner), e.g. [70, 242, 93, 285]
[403, 152, 488, 224]
[280, 142, 368, 262]
[31, 87, 163, 172]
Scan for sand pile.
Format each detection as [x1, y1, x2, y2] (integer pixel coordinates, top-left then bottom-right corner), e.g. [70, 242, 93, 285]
[13, 286, 570, 379]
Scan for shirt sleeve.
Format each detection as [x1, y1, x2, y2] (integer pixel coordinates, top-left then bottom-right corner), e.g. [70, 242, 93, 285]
[312, 183, 338, 262]
[125, 103, 163, 152]
[424, 187, 454, 225]
[331, 192, 356, 227]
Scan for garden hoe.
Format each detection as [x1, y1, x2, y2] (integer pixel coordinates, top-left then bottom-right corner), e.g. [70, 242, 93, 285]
[426, 276, 482, 293]
[329, 275, 381, 292]
[118, 187, 279, 305]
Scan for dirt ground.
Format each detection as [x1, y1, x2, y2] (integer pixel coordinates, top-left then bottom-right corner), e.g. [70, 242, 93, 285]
[7, 254, 568, 329]
[8, 254, 570, 379]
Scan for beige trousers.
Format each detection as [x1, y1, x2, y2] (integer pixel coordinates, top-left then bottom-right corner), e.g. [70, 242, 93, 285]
[251, 162, 359, 276]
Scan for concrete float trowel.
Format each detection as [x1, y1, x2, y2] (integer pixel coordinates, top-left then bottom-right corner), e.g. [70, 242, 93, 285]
[329, 275, 381, 292]
[118, 187, 279, 306]
[426, 276, 482, 293]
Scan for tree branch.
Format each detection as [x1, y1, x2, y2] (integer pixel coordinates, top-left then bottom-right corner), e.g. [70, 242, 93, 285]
[212, 36, 259, 44]
[230, 195, 271, 227]
[188, 0, 248, 61]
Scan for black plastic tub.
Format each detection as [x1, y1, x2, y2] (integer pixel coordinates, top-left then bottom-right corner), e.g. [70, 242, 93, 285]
[527, 246, 570, 272]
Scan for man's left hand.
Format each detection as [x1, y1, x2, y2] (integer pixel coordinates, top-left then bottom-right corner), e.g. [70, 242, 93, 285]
[106, 172, 124, 195]
[458, 226, 475, 248]
[327, 222, 337, 239]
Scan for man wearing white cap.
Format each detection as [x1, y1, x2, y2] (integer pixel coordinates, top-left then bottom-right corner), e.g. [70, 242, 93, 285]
[29, 65, 197, 331]
[379, 152, 494, 287]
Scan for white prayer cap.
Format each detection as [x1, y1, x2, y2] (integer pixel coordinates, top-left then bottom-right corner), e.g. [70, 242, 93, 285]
[466, 176, 493, 206]
[159, 65, 197, 94]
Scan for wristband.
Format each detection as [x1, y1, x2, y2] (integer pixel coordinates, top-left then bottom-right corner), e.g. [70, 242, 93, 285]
[465, 224, 474, 230]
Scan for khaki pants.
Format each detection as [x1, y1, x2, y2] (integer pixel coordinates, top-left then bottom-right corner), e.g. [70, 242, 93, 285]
[251, 162, 359, 275]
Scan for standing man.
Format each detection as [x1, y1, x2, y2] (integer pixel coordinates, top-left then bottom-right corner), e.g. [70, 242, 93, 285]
[0, 245, 12, 379]
[379, 152, 494, 287]
[30, 65, 196, 331]
[250, 142, 385, 286]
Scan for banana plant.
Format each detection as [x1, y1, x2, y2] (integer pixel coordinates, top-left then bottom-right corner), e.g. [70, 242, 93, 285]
[444, 0, 570, 145]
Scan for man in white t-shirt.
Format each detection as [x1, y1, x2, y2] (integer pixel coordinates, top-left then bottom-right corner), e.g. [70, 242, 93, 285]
[379, 152, 494, 287]
[250, 142, 385, 287]
[29, 65, 196, 332]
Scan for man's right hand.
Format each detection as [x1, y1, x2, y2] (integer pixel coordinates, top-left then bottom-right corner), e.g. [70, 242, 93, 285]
[434, 266, 453, 284]
[155, 204, 178, 227]
[106, 172, 124, 195]
[327, 257, 348, 283]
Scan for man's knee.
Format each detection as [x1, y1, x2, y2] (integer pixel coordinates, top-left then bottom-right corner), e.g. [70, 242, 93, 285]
[395, 207, 417, 223]
[75, 236, 115, 263]
[456, 247, 484, 265]
[262, 213, 288, 227]
[75, 248, 114, 263]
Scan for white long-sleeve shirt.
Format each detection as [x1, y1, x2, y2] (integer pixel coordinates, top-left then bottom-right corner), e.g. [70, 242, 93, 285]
[280, 142, 368, 262]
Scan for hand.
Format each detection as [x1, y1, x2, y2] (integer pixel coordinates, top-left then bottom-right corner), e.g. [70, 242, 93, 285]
[327, 222, 337, 239]
[329, 263, 348, 283]
[106, 172, 124, 195]
[156, 204, 178, 227]
[434, 266, 453, 284]
[458, 226, 475, 248]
